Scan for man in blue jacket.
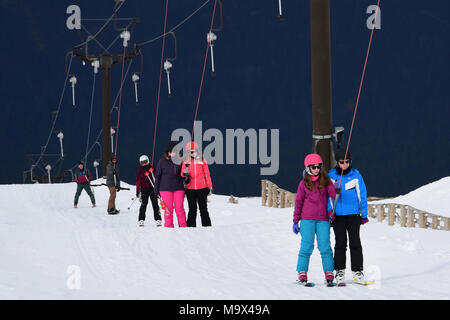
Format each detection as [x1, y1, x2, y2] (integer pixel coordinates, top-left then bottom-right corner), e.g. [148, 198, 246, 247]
[328, 148, 368, 285]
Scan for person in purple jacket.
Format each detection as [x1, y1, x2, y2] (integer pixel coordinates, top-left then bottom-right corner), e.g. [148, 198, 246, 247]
[154, 141, 187, 228]
[292, 153, 338, 285]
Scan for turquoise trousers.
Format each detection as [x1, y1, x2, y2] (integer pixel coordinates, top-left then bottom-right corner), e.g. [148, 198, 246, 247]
[296, 219, 334, 272]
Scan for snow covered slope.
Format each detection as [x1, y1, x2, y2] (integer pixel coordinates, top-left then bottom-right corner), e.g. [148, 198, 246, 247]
[371, 177, 450, 217]
[0, 180, 449, 299]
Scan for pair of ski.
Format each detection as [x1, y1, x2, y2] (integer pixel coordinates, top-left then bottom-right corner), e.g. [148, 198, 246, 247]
[139, 221, 162, 227]
[339, 280, 374, 287]
[296, 280, 374, 287]
[296, 280, 336, 287]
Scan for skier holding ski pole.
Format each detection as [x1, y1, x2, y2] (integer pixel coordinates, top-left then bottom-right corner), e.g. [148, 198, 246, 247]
[292, 153, 337, 287]
[327, 148, 369, 286]
[135, 155, 162, 227]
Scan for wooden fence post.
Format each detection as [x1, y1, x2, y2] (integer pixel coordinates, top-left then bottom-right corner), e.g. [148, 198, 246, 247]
[261, 180, 267, 206]
[280, 190, 286, 208]
[377, 204, 385, 222]
[368, 205, 375, 219]
[284, 192, 290, 208]
[432, 215, 439, 230]
[267, 181, 273, 207]
[289, 192, 296, 208]
[445, 218, 450, 231]
[400, 206, 407, 227]
[418, 211, 427, 229]
[407, 207, 415, 228]
[388, 204, 396, 226]
[272, 184, 278, 208]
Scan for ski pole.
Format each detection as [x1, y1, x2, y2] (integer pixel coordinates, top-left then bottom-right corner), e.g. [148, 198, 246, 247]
[89, 183, 130, 190]
[86, 174, 95, 196]
[145, 169, 165, 208]
[331, 180, 342, 217]
[128, 197, 138, 210]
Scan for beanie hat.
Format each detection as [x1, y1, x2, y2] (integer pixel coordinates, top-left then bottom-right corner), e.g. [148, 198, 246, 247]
[165, 141, 178, 154]
[335, 148, 351, 161]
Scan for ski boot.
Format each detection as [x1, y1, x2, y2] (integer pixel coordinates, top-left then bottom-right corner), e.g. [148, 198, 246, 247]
[335, 269, 346, 286]
[107, 208, 119, 215]
[352, 271, 365, 285]
[92, 203, 96, 208]
[74, 204, 78, 208]
[325, 271, 336, 287]
[139, 220, 145, 227]
[156, 220, 162, 227]
[296, 271, 314, 287]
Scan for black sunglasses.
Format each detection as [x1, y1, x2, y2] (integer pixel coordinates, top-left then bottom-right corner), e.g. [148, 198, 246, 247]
[338, 160, 351, 164]
[310, 164, 322, 170]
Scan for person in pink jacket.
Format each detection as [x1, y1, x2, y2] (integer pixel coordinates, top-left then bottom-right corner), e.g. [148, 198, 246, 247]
[292, 153, 338, 285]
[181, 141, 213, 227]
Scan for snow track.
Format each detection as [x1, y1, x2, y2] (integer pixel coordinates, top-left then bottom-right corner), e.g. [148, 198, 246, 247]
[0, 181, 449, 299]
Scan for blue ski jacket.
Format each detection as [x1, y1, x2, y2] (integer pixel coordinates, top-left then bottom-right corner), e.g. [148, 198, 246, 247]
[327, 168, 368, 219]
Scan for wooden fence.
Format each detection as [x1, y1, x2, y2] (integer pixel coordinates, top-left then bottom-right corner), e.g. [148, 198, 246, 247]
[261, 179, 449, 231]
[261, 180, 296, 208]
[367, 203, 449, 231]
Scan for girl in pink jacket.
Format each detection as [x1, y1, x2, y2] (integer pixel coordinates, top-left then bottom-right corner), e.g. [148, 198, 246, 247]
[181, 141, 213, 227]
[293, 153, 337, 286]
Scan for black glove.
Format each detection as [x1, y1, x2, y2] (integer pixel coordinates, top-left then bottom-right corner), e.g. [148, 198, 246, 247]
[116, 186, 121, 192]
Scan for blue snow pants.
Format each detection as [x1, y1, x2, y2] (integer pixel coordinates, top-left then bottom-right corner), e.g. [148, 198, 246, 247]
[296, 219, 334, 272]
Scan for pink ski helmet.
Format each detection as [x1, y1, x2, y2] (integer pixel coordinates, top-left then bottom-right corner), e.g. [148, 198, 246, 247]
[304, 153, 323, 168]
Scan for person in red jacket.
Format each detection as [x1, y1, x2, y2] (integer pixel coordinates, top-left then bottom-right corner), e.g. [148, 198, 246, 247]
[181, 142, 213, 227]
[136, 155, 162, 227]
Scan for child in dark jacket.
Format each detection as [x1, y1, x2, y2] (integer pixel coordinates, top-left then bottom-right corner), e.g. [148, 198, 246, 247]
[293, 153, 337, 285]
[136, 155, 162, 227]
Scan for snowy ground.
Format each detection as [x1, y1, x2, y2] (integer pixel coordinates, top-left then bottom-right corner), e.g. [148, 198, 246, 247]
[0, 180, 449, 300]
[370, 177, 450, 217]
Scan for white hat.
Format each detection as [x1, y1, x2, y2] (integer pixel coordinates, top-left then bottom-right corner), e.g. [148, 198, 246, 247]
[139, 155, 149, 165]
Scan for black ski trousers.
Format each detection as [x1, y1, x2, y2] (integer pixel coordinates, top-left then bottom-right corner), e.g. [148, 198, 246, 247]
[332, 214, 363, 272]
[186, 188, 211, 227]
[139, 187, 161, 222]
